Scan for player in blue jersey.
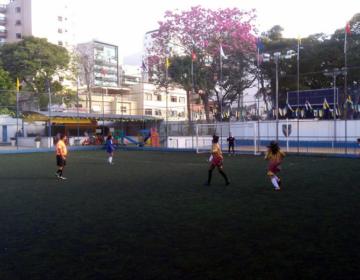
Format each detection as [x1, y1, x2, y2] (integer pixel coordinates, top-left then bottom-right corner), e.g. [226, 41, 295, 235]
[107, 135, 115, 164]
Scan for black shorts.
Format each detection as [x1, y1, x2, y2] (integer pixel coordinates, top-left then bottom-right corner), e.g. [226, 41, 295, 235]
[56, 155, 66, 167]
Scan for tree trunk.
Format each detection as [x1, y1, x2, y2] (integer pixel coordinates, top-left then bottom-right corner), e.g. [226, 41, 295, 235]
[186, 90, 192, 136]
[202, 93, 210, 123]
[87, 84, 92, 114]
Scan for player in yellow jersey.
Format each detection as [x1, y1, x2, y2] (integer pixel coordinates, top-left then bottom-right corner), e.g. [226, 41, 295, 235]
[264, 141, 285, 190]
[55, 134, 68, 179]
[204, 135, 230, 186]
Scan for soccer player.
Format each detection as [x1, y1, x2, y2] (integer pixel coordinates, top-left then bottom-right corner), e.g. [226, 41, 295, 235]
[227, 132, 236, 156]
[107, 135, 115, 164]
[55, 134, 67, 179]
[204, 135, 230, 186]
[357, 138, 360, 157]
[264, 141, 285, 190]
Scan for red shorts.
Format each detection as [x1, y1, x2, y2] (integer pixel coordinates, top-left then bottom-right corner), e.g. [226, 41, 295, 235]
[268, 162, 281, 175]
[211, 157, 223, 166]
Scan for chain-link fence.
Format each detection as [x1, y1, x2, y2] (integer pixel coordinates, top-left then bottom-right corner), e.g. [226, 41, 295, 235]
[1, 87, 360, 156]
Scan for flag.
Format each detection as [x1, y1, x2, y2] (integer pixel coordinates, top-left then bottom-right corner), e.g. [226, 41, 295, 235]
[348, 95, 352, 102]
[46, 80, 50, 91]
[166, 57, 169, 68]
[191, 51, 195, 62]
[345, 22, 352, 53]
[16, 77, 20, 91]
[101, 68, 105, 76]
[324, 98, 329, 108]
[220, 45, 227, 59]
[298, 34, 301, 45]
[346, 22, 352, 34]
[257, 37, 263, 51]
[141, 60, 147, 71]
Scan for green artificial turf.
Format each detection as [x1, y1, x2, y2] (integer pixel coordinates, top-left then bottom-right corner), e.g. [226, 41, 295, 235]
[0, 150, 359, 280]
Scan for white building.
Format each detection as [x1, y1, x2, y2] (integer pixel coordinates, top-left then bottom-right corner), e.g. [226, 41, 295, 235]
[131, 83, 188, 121]
[0, 0, 76, 47]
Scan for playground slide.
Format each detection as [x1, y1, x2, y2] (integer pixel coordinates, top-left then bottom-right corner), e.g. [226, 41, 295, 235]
[142, 132, 151, 144]
[123, 136, 140, 145]
[123, 132, 151, 147]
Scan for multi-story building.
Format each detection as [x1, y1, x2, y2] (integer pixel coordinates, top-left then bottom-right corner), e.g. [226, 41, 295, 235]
[131, 83, 188, 121]
[76, 40, 119, 88]
[0, 0, 76, 47]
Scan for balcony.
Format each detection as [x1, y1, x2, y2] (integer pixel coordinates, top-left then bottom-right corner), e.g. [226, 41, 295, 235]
[94, 59, 117, 67]
[0, 30, 7, 38]
[0, 5, 6, 13]
[121, 78, 140, 86]
[0, 17, 7, 26]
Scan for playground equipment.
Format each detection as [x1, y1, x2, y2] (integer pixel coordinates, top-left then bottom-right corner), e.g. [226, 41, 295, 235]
[121, 129, 160, 147]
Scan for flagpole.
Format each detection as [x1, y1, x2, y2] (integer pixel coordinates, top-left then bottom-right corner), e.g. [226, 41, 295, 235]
[297, 37, 300, 153]
[77, 79, 79, 142]
[48, 82, 51, 148]
[191, 49, 194, 149]
[16, 87, 19, 150]
[344, 24, 348, 153]
[165, 59, 168, 149]
[257, 46, 260, 154]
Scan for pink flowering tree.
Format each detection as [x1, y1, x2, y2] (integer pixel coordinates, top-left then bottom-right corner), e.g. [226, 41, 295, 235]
[148, 6, 258, 123]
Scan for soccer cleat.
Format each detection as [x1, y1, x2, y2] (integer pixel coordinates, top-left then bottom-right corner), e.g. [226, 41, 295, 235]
[225, 180, 230, 186]
[277, 179, 281, 186]
[59, 176, 67, 180]
[55, 173, 59, 178]
[109, 162, 114, 165]
[203, 182, 210, 186]
[272, 187, 281, 191]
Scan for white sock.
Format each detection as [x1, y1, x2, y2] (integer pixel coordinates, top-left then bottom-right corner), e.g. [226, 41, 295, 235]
[108, 157, 112, 163]
[209, 155, 213, 161]
[271, 178, 280, 188]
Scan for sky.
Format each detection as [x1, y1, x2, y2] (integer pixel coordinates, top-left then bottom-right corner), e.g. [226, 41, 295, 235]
[73, 0, 357, 60]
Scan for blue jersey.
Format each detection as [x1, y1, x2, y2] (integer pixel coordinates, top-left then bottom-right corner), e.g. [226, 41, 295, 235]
[107, 140, 114, 153]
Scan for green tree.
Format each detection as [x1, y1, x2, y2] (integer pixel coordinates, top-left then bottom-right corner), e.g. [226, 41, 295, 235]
[0, 57, 16, 110]
[0, 36, 71, 93]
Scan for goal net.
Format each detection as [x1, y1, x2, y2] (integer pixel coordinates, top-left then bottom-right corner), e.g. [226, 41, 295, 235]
[196, 122, 259, 155]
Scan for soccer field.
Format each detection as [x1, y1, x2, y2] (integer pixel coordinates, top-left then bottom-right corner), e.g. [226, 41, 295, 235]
[1, 150, 359, 279]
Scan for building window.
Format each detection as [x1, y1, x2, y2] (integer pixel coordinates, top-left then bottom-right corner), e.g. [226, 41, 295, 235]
[59, 77, 64, 82]
[65, 17, 67, 21]
[144, 43, 146, 47]
[65, 29, 67, 33]
[155, 109, 162, 116]
[15, 7, 21, 13]
[179, 97, 185, 103]
[171, 96, 177, 102]
[145, 93, 152, 101]
[58, 41, 63, 46]
[145, 109, 152, 115]
[15, 20, 21, 26]
[145, 36, 147, 39]
[156, 95, 162, 101]
[120, 106, 127, 113]
[58, 29, 63, 34]
[149, 42, 151, 46]
[16, 33, 21, 39]
[58, 16, 62, 22]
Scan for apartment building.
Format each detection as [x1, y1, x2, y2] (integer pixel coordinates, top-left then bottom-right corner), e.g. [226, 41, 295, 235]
[0, 0, 76, 47]
[76, 40, 119, 88]
[131, 83, 187, 121]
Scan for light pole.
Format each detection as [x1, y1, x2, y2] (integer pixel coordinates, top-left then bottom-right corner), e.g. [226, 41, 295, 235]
[262, 51, 297, 141]
[324, 68, 347, 143]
